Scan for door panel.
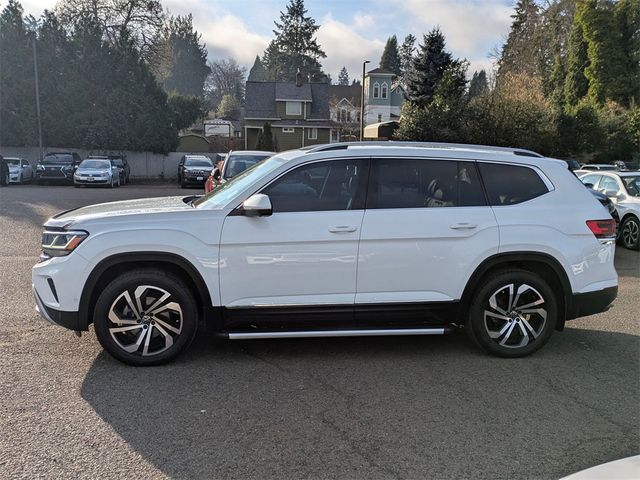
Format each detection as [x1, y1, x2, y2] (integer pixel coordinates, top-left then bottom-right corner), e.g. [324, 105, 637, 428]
[356, 158, 499, 304]
[219, 158, 368, 309]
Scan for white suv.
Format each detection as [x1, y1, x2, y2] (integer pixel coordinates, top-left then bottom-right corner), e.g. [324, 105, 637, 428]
[33, 143, 618, 366]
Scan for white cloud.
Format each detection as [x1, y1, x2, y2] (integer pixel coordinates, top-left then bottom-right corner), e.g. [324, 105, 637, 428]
[353, 12, 375, 30]
[317, 15, 386, 81]
[20, 0, 56, 16]
[395, 0, 512, 62]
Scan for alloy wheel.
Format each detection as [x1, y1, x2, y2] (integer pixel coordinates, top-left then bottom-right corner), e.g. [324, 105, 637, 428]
[483, 283, 547, 349]
[621, 218, 639, 249]
[108, 285, 183, 356]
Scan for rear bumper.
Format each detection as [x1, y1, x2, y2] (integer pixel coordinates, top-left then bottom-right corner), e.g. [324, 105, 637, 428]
[566, 286, 618, 320]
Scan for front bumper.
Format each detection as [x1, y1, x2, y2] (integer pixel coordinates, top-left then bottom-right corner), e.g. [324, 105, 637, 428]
[566, 285, 618, 320]
[74, 176, 110, 185]
[33, 285, 81, 330]
[9, 172, 21, 183]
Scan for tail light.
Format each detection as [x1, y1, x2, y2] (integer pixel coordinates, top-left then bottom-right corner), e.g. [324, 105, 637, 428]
[586, 219, 616, 239]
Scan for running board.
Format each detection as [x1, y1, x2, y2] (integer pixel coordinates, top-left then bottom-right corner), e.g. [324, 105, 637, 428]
[224, 327, 451, 340]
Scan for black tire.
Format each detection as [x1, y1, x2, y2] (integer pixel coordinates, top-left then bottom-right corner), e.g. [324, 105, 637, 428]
[93, 269, 198, 366]
[620, 215, 640, 250]
[466, 269, 557, 357]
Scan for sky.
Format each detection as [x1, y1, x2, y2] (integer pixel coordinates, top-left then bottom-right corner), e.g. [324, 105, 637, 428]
[19, 0, 517, 80]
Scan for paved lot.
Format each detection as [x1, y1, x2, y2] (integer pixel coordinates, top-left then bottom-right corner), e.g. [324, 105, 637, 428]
[0, 184, 638, 479]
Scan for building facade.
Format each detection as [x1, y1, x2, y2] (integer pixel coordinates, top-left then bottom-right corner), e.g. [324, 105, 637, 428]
[328, 84, 361, 143]
[363, 68, 404, 125]
[244, 80, 331, 150]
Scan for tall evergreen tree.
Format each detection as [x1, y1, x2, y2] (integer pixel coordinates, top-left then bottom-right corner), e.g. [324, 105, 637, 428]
[548, 55, 566, 108]
[399, 33, 416, 81]
[405, 28, 454, 107]
[379, 35, 401, 76]
[161, 14, 210, 97]
[337, 66, 349, 85]
[0, 0, 35, 146]
[468, 70, 488, 99]
[264, 0, 327, 82]
[498, 0, 541, 77]
[564, 18, 589, 106]
[613, 0, 640, 106]
[248, 55, 267, 81]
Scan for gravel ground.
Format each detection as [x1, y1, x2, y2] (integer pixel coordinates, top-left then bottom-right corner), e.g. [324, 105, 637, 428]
[0, 184, 638, 480]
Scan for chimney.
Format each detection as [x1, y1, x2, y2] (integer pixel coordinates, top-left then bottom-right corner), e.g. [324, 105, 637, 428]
[295, 69, 303, 87]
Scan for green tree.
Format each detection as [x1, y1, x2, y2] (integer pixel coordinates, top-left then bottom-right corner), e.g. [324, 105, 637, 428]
[399, 33, 416, 82]
[379, 35, 401, 76]
[468, 70, 488, 99]
[0, 0, 35, 146]
[161, 14, 210, 97]
[248, 55, 267, 81]
[216, 93, 241, 119]
[256, 122, 276, 150]
[613, 0, 640, 106]
[337, 66, 349, 85]
[405, 28, 454, 107]
[498, 0, 541, 77]
[264, 0, 327, 82]
[169, 93, 204, 131]
[205, 58, 246, 111]
[564, 18, 589, 106]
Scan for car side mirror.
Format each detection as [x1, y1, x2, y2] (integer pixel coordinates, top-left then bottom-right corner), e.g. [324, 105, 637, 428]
[241, 193, 272, 217]
[212, 167, 221, 181]
[604, 189, 619, 198]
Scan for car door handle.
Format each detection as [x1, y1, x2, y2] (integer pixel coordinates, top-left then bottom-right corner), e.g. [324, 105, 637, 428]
[450, 223, 477, 230]
[329, 225, 357, 233]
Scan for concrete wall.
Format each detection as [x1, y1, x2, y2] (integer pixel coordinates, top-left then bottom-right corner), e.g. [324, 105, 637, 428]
[0, 146, 218, 181]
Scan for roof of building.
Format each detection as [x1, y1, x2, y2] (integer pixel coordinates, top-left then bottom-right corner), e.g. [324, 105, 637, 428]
[245, 81, 330, 120]
[328, 85, 361, 107]
[367, 68, 395, 75]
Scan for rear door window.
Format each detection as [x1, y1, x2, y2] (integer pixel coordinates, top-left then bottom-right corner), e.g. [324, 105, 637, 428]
[478, 163, 549, 206]
[367, 158, 486, 209]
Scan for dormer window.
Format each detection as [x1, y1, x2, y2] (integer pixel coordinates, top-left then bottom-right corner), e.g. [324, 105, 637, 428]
[381, 83, 388, 99]
[373, 82, 380, 98]
[286, 101, 302, 115]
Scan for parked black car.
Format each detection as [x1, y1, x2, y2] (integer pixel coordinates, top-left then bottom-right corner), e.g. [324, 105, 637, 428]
[109, 155, 130, 184]
[0, 155, 8, 186]
[177, 154, 214, 188]
[35, 152, 82, 184]
[589, 188, 620, 225]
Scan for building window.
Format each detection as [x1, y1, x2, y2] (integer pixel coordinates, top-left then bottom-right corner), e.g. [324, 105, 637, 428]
[373, 82, 380, 98]
[381, 83, 388, 99]
[282, 127, 294, 133]
[286, 101, 302, 115]
[346, 111, 351, 122]
[339, 108, 347, 122]
[377, 114, 382, 122]
[308, 128, 318, 140]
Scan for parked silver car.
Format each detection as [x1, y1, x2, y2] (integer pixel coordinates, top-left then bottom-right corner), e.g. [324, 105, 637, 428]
[6, 157, 34, 184]
[74, 158, 121, 188]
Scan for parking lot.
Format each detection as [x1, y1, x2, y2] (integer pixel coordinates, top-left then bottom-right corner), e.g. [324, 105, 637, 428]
[0, 184, 638, 479]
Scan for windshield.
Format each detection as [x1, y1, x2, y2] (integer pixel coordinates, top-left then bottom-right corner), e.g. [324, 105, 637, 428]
[185, 157, 213, 167]
[621, 176, 640, 197]
[79, 159, 111, 169]
[42, 154, 73, 164]
[193, 155, 286, 209]
[6, 159, 20, 166]
[225, 154, 272, 178]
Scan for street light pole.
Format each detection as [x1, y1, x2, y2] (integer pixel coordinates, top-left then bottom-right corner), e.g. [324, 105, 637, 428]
[360, 60, 370, 141]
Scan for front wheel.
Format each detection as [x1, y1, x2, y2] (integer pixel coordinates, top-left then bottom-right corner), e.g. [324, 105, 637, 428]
[620, 216, 640, 250]
[93, 269, 198, 366]
[466, 269, 557, 357]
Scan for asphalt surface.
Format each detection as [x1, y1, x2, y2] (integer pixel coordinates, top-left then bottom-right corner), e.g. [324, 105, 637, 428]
[0, 184, 638, 480]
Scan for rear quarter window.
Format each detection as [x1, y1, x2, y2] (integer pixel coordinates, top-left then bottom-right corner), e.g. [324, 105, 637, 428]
[478, 163, 549, 206]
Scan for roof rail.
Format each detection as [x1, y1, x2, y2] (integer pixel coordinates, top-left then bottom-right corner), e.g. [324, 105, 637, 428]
[304, 141, 544, 158]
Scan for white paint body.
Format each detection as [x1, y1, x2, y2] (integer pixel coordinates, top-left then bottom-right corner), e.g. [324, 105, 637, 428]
[34, 144, 618, 316]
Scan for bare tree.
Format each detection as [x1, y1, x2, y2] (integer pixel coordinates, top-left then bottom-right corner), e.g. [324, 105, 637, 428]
[55, 0, 165, 59]
[204, 58, 246, 110]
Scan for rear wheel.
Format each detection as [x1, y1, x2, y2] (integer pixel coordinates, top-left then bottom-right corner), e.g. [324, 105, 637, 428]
[466, 269, 557, 357]
[93, 269, 198, 366]
[620, 215, 640, 250]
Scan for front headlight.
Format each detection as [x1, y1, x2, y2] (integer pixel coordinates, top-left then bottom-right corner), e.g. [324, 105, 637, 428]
[41, 230, 88, 259]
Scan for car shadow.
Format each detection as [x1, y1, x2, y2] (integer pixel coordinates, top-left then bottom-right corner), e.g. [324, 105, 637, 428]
[80, 327, 639, 479]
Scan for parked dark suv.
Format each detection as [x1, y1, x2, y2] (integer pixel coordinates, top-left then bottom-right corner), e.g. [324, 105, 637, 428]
[177, 154, 214, 188]
[35, 152, 82, 184]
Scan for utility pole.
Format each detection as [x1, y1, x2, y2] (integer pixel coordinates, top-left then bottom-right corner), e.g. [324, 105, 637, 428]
[360, 60, 370, 141]
[25, 18, 43, 161]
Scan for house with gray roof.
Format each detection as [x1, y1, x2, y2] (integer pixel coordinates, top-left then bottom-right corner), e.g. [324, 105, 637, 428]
[244, 78, 331, 150]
